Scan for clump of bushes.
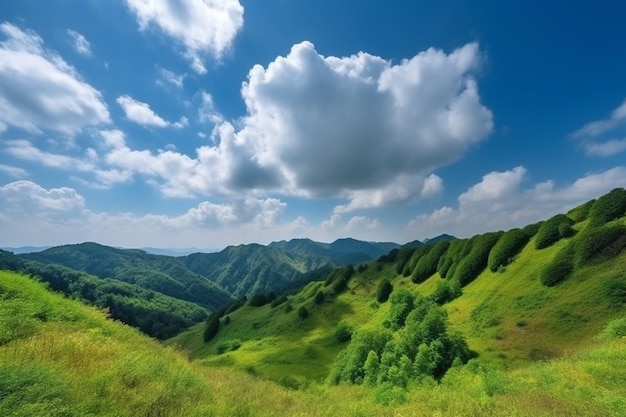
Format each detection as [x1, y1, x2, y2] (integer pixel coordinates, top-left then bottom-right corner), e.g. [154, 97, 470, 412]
[376, 279, 393, 303]
[248, 293, 270, 307]
[313, 290, 325, 304]
[203, 314, 220, 342]
[334, 321, 354, 343]
[540, 244, 575, 287]
[534, 214, 575, 249]
[452, 232, 503, 286]
[270, 295, 288, 308]
[216, 339, 242, 354]
[437, 239, 472, 279]
[488, 228, 531, 272]
[567, 199, 596, 223]
[601, 318, 626, 339]
[297, 306, 309, 319]
[323, 265, 355, 293]
[576, 224, 626, 265]
[412, 241, 450, 283]
[329, 293, 472, 388]
[395, 247, 417, 275]
[429, 279, 462, 305]
[587, 188, 626, 227]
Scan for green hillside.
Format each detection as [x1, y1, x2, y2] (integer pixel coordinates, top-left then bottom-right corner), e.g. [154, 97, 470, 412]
[168, 188, 626, 411]
[2, 188, 626, 416]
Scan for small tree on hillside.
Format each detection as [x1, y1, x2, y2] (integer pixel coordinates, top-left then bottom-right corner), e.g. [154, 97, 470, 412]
[298, 306, 309, 319]
[376, 279, 393, 303]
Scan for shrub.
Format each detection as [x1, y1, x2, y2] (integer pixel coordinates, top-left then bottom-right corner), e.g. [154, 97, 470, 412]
[587, 188, 626, 227]
[376, 279, 393, 303]
[203, 314, 220, 342]
[395, 247, 416, 275]
[540, 244, 575, 286]
[388, 289, 414, 328]
[452, 232, 503, 286]
[412, 241, 450, 283]
[297, 306, 309, 319]
[575, 224, 626, 265]
[522, 221, 543, 237]
[429, 279, 462, 305]
[216, 339, 242, 354]
[535, 214, 575, 249]
[335, 321, 354, 343]
[314, 290, 325, 304]
[326, 265, 355, 292]
[402, 245, 431, 277]
[248, 293, 269, 307]
[488, 228, 531, 272]
[437, 239, 471, 278]
[567, 199, 596, 223]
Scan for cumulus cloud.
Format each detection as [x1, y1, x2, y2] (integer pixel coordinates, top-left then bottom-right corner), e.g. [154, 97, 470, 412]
[5, 42, 492, 210]
[0, 23, 109, 136]
[0, 181, 85, 213]
[408, 166, 626, 239]
[67, 29, 91, 56]
[125, 0, 244, 74]
[571, 98, 626, 157]
[157, 67, 185, 88]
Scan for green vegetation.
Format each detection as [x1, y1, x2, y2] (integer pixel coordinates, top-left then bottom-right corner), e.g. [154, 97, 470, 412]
[488, 228, 530, 272]
[535, 214, 575, 249]
[567, 198, 596, 222]
[2, 188, 626, 416]
[412, 240, 450, 283]
[587, 187, 626, 227]
[540, 244, 575, 287]
[376, 278, 393, 303]
[203, 314, 220, 342]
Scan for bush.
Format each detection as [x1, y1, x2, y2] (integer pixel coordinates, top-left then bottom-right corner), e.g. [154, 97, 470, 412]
[429, 279, 462, 305]
[203, 314, 220, 342]
[314, 290, 325, 304]
[437, 239, 471, 278]
[567, 199, 596, 223]
[402, 245, 431, 277]
[248, 293, 269, 307]
[298, 306, 309, 319]
[488, 228, 531, 272]
[587, 188, 626, 227]
[376, 279, 393, 303]
[540, 244, 575, 286]
[535, 214, 575, 249]
[575, 224, 626, 266]
[388, 289, 414, 328]
[452, 232, 503, 286]
[412, 241, 450, 283]
[395, 247, 416, 275]
[335, 321, 354, 343]
[522, 221, 543, 237]
[216, 339, 242, 354]
[325, 265, 355, 292]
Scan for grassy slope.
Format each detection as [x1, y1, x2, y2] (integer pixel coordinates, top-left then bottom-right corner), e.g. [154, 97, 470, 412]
[170, 216, 626, 389]
[2, 265, 626, 415]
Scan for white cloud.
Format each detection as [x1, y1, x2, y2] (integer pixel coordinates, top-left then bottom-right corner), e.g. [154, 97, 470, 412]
[0, 23, 110, 136]
[218, 41, 491, 207]
[157, 67, 185, 88]
[125, 0, 244, 74]
[116, 95, 169, 127]
[584, 138, 626, 157]
[0, 164, 27, 178]
[571, 98, 626, 139]
[67, 29, 91, 56]
[0, 181, 85, 213]
[408, 166, 626, 239]
[4, 42, 492, 211]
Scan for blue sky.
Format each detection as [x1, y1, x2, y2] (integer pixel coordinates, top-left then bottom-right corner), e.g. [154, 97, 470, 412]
[1, 0, 626, 250]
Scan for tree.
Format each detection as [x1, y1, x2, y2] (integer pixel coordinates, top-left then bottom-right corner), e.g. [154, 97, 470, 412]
[376, 279, 393, 303]
[203, 314, 220, 342]
[298, 306, 309, 319]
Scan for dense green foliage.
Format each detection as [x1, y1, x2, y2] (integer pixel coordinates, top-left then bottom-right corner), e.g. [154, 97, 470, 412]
[335, 321, 354, 343]
[388, 289, 415, 329]
[451, 232, 503, 286]
[437, 239, 472, 279]
[376, 278, 393, 303]
[567, 199, 596, 223]
[323, 265, 355, 293]
[314, 290, 325, 304]
[330, 294, 472, 388]
[248, 293, 270, 307]
[429, 279, 462, 305]
[575, 224, 626, 265]
[540, 244, 575, 287]
[587, 188, 626, 227]
[0, 250, 207, 339]
[402, 245, 431, 276]
[534, 214, 575, 249]
[203, 314, 220, 342]
[411, 241, 451, 283]
[487, 228, 531, 272]
[298, 306, 309, 319]
[395, 247, 416, 275]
